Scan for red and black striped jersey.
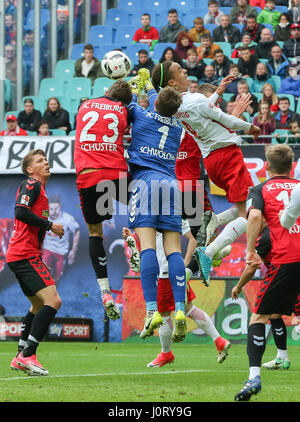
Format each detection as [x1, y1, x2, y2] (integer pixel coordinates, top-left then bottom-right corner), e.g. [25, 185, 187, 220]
[247, 176, 300, 264]
[6, 178, 51, 262]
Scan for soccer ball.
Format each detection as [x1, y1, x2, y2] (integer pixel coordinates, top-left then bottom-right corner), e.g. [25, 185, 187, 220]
[101, 50, 132, 80]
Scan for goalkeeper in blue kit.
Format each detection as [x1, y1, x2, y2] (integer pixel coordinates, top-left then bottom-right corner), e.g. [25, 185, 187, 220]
[126, 69, 187, 342]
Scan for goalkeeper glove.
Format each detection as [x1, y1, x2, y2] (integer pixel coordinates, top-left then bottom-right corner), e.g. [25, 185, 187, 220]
[138, 68, 155, 92]
[128, 74, 145, 96]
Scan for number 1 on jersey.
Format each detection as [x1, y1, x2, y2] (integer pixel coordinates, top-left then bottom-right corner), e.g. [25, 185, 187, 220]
[158, 125, 169, 150]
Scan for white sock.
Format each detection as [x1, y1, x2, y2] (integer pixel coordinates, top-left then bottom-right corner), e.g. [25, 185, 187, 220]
[187, 305, 220, 341]
[159, 317, 173, 353]
[276, 349, 288, 360]
[97, 278, 111, 296]
[216, 207, 239, 226]
[249, 366, 261, 380]
[206, 217, 247, 259]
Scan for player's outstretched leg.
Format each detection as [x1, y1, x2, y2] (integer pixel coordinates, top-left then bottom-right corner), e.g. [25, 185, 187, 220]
[196, 210, 218, 247]
[126, 234, 141, 273]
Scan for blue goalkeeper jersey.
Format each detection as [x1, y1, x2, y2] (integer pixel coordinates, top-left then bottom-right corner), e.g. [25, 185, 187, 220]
[127, 89, 183, 178]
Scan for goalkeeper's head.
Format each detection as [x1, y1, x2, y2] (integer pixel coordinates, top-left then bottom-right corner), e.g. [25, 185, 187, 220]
[155, 86, 182, 117]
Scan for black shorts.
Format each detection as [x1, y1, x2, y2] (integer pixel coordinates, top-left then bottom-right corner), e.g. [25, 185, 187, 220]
[78, 178, 129, 225]
[254, 262, 300, 316]
[7, 256, 55, 297]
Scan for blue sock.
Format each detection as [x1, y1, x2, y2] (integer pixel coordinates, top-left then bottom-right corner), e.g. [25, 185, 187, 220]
[167, 252, 186, 309]
[140, 248, 159, 312]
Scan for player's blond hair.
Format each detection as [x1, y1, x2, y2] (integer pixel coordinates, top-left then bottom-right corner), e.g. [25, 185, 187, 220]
[21, 149, 46, 176]
[265, 144, 294, 174]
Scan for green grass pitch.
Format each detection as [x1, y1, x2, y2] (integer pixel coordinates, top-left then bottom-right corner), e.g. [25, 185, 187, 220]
[0, 341, 299, 402]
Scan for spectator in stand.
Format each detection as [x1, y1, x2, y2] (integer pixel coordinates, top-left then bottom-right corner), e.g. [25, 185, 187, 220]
[74, 44, 102, 84]
[275, 119, 300, 143]
[132, 13, 159, 52]
[220, 0, 235, 5]
[200, 65, 220, 85]
[282, 23, 300, 58]
[252, 62, 276, 92]
[43, 97, 71, 134]
[274, 13, 292, 41]
[5, 0, 16, 17]
[159, 47, 183, 66]
[257, 0, 281, 28]
[159, 9, 188, 43]
[189, 80, 199, 93]
[230, 0, 258, 24]
[197, 33, 221, 59]
[5, 14, 16, 45]
[130, 49, 155, 76]
[232, 32, 257, 57]
[261, 82, 279, 112]
[42, 8, 68, 61]
[254, 27, 278, 58]
[249, 0, 265, 7]
[0, 115, 28, 136]
[37, 120, 53, 136]
[188, 17, 211, 43]
[274, 96, 300, 129]
[183, 48, 206, 81]
[5, 44, 17, 109]
[231, 79, 259, 115]
[225, 99, 249, 139]
[242, 14, 264, 42]
[212, 48, 233, 78]
[174, 32, 197, 60]
[17, 98, 42, 133]
[288, 0, 300, 23]
[267, 44, 290, 79]
[238, 45, 259, 78]
[252, 102, 276, 143]
[212, 14, 242, 47]
[225, 63, 244, 93]
[279, 63, 300, 98]
[204, 0, 225, 26]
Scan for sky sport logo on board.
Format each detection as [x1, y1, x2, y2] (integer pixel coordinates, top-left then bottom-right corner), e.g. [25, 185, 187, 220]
[48, 323, 90, 339]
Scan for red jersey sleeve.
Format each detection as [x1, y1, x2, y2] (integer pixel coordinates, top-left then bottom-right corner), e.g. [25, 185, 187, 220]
[15, 178, 41, 209]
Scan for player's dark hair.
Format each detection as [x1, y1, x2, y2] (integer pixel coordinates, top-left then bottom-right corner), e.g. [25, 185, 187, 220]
[21, 149, 46, 177]
[107, 79, 132, 105]
[152, 60, 174, 92]
[198, 83, 217, 96]
[265, 144, 294, 174]
[155, 86, 182, 117]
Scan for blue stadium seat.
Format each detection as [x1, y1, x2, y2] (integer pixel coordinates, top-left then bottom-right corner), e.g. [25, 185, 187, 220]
[70, 44, 85, 60]
[254, 7, 262, 13]
[143, 0, 170, 10]
[51, 129, 67, 136]
[5, 79, 12, 106]
[55, 60, 75, 80]
[172, 0, 198, 13]
[114, 26, 137, 47]
[126, 43, 150, 64]
[215, 41, 231, 57]
[262, 23, 274, 35]
[219, 7, 232, 15]
[88, 25, 114, 46]
[277, 94, 295, 111]
[222, 93, 233, 102]
[245, 77, 253, 91]
[129, 9, 160, 26]
[270, 75, 281, 93]
[69, 129, 77, 136]
[65, 78, 92, 99]
[203, 58, 213, 65]
[276, 6, 288, 13]
[272, 129, 289, 144]
[232, 23, 243, 33]
[276, 40, 284, 49]
[94, 44, 120, 60]
[24, 8, 50, 38]
[204, 24, 217, 34]
[152, 42, 176, 61]
[39, 78, 64, 98]
[231, 58, 239, 64]
[118, 0, 143, 9]
[183, 8, 209, 27]
[105, 9, 130, 26]
[93, 78, 116, 97]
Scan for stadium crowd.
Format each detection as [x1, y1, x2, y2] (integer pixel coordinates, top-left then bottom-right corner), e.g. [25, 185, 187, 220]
[2, 0, 300, 144]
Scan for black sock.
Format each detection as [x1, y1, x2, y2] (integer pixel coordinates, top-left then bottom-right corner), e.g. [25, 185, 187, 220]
[23, 305, 57, 357]
[270, 318, 287, 351]
[18, 311, 35, 354]
[247, 323, 266, 368]
[186, 257, 199, 274]
[89, 236, 108, 279]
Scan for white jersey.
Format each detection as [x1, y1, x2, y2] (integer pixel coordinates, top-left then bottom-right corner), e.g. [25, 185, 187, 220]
[156, 219, 191, 278]
[175, 91, 251, 158]
[280, 182, 300, 229]
[43, 211, 80, 255]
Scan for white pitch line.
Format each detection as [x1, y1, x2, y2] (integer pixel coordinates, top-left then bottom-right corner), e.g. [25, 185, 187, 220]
[0, 369, 250, 382]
